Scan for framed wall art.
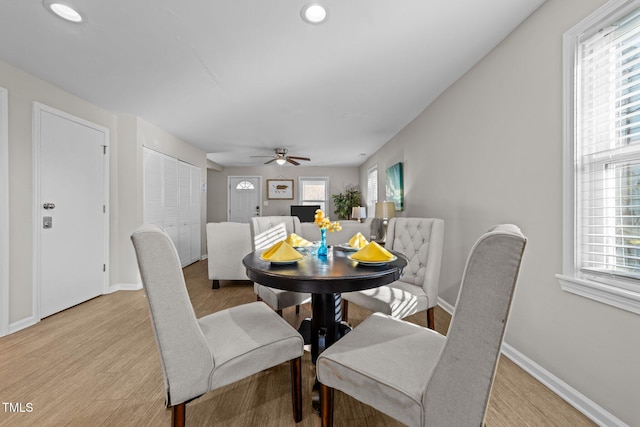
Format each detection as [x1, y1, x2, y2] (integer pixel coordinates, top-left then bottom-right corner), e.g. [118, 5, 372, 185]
[385, 162, 404, 211]
[267, 179, 294, 200]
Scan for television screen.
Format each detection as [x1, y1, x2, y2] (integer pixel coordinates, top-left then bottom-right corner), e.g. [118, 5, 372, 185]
[290, 205, 320, 223]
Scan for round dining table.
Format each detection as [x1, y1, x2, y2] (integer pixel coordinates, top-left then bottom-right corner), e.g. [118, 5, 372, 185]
[242, 246, 408, 363]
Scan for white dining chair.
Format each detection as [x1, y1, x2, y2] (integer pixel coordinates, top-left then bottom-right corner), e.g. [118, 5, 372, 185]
[131, 224, 304, 426]
[250, 216, 312, 315]
[317, 224, 527, 427]
[342, 217, 444, 329]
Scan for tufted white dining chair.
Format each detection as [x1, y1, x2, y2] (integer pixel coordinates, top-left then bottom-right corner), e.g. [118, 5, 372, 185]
[131, 224, 303, 426]
[250, 216, 311, 315]
[317, 224, 527, 427]
[342, 217, 444, 329]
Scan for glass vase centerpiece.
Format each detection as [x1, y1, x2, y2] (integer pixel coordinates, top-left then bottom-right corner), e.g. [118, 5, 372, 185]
[313, 209, 341, 257]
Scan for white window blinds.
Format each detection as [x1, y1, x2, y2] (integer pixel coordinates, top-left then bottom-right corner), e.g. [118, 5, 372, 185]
[577, 7, 640, 282]
[367, 167, 378, 217]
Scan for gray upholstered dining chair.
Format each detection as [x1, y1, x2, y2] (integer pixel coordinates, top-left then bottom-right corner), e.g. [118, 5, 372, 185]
[317, 224, 527, 427]
[131, 224, 303, 427]
[250, 216, 311, 315]
[341, 217, 444, 329]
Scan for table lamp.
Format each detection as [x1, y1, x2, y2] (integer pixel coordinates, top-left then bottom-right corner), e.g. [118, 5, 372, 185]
[375, 202, 396, 221]
[375, 201, 396, 242]
[351, 206, 367, 222]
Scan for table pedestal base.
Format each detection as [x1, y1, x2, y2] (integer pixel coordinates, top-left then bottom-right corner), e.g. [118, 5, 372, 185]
[296, 293, 353, 413]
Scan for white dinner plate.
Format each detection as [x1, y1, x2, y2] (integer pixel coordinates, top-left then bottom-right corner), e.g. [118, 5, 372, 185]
[260, 254, 306, 264]
[348, 254, 397, 266]
[336, 243, 359, 252]
[292, 244, 313, 250]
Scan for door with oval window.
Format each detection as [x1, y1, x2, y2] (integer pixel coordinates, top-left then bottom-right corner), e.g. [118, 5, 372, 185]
[228, 176, 261, 223]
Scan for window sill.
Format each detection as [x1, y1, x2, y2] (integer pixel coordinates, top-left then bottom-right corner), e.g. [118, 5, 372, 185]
[556, 274, 640, 315]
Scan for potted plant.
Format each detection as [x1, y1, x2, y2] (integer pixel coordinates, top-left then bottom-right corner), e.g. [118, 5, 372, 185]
[332, 185, 362, 220]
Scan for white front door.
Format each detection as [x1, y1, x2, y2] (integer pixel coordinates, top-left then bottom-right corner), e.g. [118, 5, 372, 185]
[35, 104, 108, 318]
[228, 176, 261, 223]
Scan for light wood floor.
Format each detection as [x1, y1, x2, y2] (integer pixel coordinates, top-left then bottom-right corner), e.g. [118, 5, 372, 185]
[0, 260, 595, 426]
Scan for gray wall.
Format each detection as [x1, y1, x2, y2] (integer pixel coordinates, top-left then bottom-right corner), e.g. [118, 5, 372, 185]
[207, 165, 359, 223]
[359, 0, 638, 424]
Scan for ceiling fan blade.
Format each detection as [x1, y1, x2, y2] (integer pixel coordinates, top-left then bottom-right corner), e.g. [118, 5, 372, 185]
[250, 155, 275, 158]
[287, 156, 310, 161]
[286, 158, 300, 166]
[264, 158, 277, 164]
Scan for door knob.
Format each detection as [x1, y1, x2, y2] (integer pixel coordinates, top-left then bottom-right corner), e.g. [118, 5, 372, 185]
[43, 203, 56, 210]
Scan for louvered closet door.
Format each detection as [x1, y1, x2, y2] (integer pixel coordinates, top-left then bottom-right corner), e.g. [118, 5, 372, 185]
[143, 148, 179, 249]
[144, 147, 201, 267]
[178, 161, 191, 265]
[189, 165, 201, 264]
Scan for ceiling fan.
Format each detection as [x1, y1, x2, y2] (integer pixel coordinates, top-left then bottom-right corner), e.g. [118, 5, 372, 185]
[252, 148, 311, 166]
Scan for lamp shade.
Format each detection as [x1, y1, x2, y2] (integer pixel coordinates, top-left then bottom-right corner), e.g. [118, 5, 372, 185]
[375, 201, 396, 219]
[351, 206, 366, 219]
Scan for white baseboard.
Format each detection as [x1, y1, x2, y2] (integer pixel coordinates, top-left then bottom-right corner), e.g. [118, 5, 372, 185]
[107, 282, 142, 293]
[8, 315, 38, 334]
[437, 296, 454, 314]
[436, 298, 626, 427]
[6, 285, 142, 336]
[501, 343, 626, 427]
[201, 254, 208, 260]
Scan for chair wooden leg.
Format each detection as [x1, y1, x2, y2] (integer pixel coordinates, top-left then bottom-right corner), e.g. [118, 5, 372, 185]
[342, 300, 349, 322]
[320, 383, 334, 427]
[295, 304, 300, 314]
[427, 307, 435, 330]
[171, 403, 186, 427]
[290, 357, 303, 422]
[211, 280, 220, 289]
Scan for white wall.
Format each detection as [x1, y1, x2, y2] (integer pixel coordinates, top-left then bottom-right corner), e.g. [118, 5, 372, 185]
[0, 60, 207, 327]
[207, 165, 359, 222]
[359, 0, 638, 424]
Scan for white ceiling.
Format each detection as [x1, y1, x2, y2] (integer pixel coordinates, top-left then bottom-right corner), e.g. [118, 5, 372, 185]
[0, 0, 544, 167]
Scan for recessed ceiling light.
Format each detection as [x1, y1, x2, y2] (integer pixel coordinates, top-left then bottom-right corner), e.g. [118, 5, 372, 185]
[44, 2, 83, 23]
[301, 3, 328, 25]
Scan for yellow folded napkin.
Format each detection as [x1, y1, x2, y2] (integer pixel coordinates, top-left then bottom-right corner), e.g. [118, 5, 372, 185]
[351, 242, 394, 262]
[285, 233, 313, 247]
[348, 232, 369, 249]
[261, 241, 304, 261]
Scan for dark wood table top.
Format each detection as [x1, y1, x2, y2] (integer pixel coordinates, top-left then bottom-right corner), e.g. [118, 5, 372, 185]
[242, 247, 407, 294]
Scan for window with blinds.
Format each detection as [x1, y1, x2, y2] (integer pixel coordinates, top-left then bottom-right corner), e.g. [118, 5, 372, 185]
[367, 167, 378, 217]
[577, 6, 640, 283]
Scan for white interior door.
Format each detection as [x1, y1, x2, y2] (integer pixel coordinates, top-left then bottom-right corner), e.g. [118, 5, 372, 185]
[228, 176, 261, 223]
[36, 104, 108, 318]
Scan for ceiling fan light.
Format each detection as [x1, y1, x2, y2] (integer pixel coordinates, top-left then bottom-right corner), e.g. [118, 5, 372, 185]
[45, 2, 83, 23]
[275, 158, 287, 165]
[301, 3, 328, 25]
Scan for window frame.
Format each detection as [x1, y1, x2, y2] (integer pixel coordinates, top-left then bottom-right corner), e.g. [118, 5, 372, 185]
[558, 0, 640, 315]
[298, 176, 329, 212]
